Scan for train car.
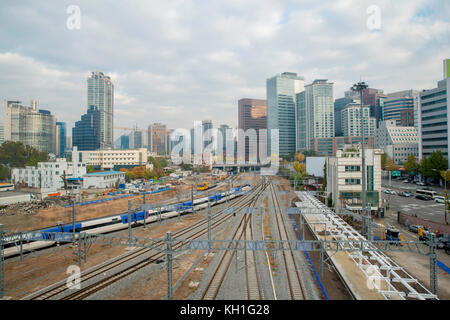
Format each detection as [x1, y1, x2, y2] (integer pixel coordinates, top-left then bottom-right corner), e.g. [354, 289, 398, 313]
[2, 184, 251, 258]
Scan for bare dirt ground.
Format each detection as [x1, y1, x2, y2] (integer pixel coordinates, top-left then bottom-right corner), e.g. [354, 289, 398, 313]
[3, 213, 204, 299]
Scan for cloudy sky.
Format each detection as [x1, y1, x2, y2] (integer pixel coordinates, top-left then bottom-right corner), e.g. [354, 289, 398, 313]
[0, 0, 449, 138]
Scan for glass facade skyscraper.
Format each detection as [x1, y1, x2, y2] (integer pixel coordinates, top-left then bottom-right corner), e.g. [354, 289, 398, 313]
[72, 105, 100, 151]
[56, 122, 66, 157]
[87, 71, 114, 148]
[297, 80, 334, 151]
[267, 72, 305, 156]
[3, 100, 56, 154]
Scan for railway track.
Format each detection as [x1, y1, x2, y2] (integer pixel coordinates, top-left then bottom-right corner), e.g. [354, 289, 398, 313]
[26, 179, 264, 300]
[269, 181, 306, 300]
[202, 181, 268, 300]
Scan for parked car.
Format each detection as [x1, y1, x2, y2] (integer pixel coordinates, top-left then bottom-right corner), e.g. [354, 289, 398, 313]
[416, 194, 432, 201]
[437, 235, 450, 249]
[408, 225, 422, 233]
[383, 189, 396, 195]
[399, 191, 413, 197]
[402, 179, 410, 183]
[416, 182, 426, 186]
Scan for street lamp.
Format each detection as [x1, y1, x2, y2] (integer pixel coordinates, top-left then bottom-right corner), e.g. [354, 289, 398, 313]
[351, 81, 369, 236]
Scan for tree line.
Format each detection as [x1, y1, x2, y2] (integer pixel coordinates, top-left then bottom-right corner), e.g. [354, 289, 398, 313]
[0, 141, 49, 181]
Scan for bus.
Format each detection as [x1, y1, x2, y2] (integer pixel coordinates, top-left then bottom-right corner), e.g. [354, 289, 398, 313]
[416, 189, 437, 199]
[0, 183, 14, 192]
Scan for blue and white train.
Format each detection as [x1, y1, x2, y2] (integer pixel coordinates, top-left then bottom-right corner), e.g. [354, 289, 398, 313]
[2, 185, 251, 258]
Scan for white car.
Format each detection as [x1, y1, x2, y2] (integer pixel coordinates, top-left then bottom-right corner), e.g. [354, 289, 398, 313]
[383, 189, 396, 195]
[434, 196, 449, 204]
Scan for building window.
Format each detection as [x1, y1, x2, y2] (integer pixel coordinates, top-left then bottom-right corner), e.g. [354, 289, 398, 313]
[345, 166, 360, 172]
[345, 179, 361, 185]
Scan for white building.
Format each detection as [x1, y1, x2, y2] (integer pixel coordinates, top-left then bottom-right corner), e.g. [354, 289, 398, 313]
[83, 171, 125, 189]
[375, 120, 418, 164]
[326, 147, 383, 213]
[340, 103, 376, 138]
[79, 148, 147, 170]
[297, 79, 334, 151]
[11, 147, 86, 189]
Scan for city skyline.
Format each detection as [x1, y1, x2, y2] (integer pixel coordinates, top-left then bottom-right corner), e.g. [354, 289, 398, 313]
[0, 1, 448, 133]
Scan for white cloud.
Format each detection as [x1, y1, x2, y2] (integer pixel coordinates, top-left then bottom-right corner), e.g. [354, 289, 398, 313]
[0, 0, 448, 134]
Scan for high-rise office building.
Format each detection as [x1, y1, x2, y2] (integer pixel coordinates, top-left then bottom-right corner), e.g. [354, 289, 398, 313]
[56, 122, 66, 158]
[340, 103, 376, 138]
[419, 59, 450, 165]
[361, 88, 386, 127]
[297, 79, 334, 151]
[202, 120, 214, 152]
[120, 135, 130, 149]
[383, 90, 419, 129]
[148, 123, 169, 155]
[238, 98, 267, 163]
[334, 92, 360, 137]
[267, 72, 305, 156]
[87, 71, 114, 148]
[3, 100, 56, 154]
[72, 105, 100, 151]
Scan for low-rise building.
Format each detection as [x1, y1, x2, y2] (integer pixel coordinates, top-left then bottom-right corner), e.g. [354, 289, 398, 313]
[326, 146, 383, 213]
[11, 147, 86, 189]
[79, 148, 147, 170]
[375, 120, 418, 164]
[82, 171, 125, 189]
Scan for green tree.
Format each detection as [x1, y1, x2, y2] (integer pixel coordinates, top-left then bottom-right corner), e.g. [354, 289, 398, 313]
[420, 151, 447, 180]
[385, 157, 398, 171]
[0, 164, 10, 181]
[381, 153, 387, 169]
[0, 141, 48, 169]
[86, 165, 96, 173]
[403, 154, 419, 176]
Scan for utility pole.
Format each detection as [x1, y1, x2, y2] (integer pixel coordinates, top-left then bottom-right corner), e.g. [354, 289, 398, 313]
[351, 81, 369, 237]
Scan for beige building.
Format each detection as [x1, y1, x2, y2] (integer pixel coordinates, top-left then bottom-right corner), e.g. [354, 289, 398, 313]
[375, 120, 418, 164]
[3, 100, 56, 154]
[326, 146, 383, 213]
[79, 148, 147, 169]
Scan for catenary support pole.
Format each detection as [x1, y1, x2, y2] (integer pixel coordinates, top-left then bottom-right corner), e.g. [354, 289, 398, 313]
[177, 189, 181, 223]
[143, 194, 146, 229]
[208, 195, 211, 252]
[19, 232, 23, 262]
[0, 224, 4, 299]
[166, 232, 173, 300]
[128, 200, 132, 244]
[430, 233, 438, 296]
[72, 201, 76, 244]
[191, 184, 194, 213]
